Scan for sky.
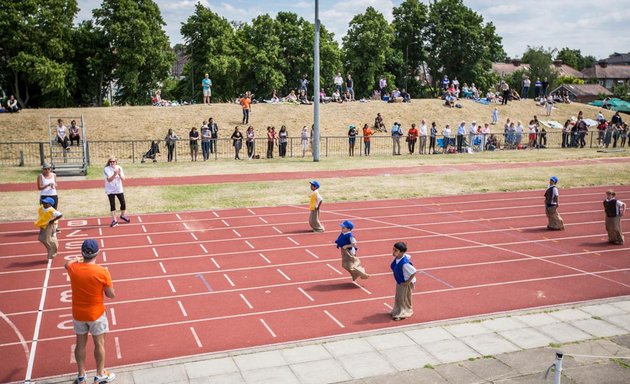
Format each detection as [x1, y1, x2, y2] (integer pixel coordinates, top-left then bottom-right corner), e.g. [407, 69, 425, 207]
[76, 0, 630, 60]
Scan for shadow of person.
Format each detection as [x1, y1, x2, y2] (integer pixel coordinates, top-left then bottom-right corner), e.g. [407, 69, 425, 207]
[8, 259, 48, 268]
[307, 282, 356, 292]
[354, 312, 392, 325]
[520, 227, 551, 234]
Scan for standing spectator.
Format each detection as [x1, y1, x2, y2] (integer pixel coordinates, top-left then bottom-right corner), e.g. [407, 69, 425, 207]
[522, 76, 531, 99]
[441, 75, 449, 90]
[299, 75, 309, 96]
[301, 126, 309, 157]
[389, 241, 417, 321]
[35, 197, 62, 260]
[468, 121, 477, 151]
[202, 73, 212, 104]
[541, 77, 549, 96]
[534, 78, 542, 99]
[200, 123, 211, 161]
[240, 92, 251, 124]
[362, 123, 373, 156]
[545, 94, 554, 116]
[69, 120, 81, 146]
[391, 122, 403, 155]
[491, 107, 499, 125]
[230, 126, 243, 160]
[348, 124, 358, 156]
[56, 119, 71, 151]
[164, 128, 177, 162]
[480, 123, 490, 152]
[104, 156, 129, 228]
[334, 220, 369, 281]
[428, 122, 438, 154]
[417, 120, 427, 155]
[345, 74, 354, 101]
[500, 81, 510, 105]
[544, 176, 564, 230]
[333, 72, 343, 95]
[278, 125, 288, 158]
[379, 76, 387, 99]
[308, 181, 325, 232]
[245, 126, 256, 159]
[603, 190, 626, 245]
[188, 127, 199, 161]
[208, 117, 219, 154]
[407, 123, 418, 154]
[65, 239, 116, 384]
[442, 124, 452, 153]
[7, 95, 19, 113]
[456, 121, 466, 153]
[38, 163, 59, 209]
[266, 126, 276, 158]
[527, 120, 538, 149]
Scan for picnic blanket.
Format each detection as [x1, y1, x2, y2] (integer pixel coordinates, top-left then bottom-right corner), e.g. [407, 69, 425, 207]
[539, 120, 563, 129]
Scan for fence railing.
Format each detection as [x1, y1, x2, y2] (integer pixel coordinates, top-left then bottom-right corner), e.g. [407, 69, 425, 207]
[0, 131, 619, 166]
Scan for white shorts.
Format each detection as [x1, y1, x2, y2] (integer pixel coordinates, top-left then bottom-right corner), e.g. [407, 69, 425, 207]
[73, 311, 109, 335]
[203, 88, 211, 97]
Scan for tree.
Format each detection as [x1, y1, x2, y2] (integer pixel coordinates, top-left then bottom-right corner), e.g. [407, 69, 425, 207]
[71, 21, 114, 106]
[392, 0, 429, 95]
[343, 7, 395, 98]
[0, 0, 78, 107]
[556, 47, 597, 71]
[521, 46, 558, 91]
[94, 0, 174, 105]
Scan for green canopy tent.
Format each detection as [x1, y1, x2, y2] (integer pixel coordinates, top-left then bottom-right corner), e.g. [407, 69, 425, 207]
[589, 98, 630, 113]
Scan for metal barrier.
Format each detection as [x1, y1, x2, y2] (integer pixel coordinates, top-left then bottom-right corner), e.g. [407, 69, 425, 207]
[0, 131, 618, 166]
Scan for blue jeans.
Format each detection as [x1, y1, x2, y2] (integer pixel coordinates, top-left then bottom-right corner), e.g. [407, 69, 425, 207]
[201, 141, 210, 160]
[522, 86, 529, 99]
[242, 109, 249, 124]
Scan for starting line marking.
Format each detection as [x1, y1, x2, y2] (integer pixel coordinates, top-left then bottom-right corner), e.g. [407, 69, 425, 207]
[272, 226, 282, 234]
[259, 253, 271, 264]
[101, 251, 107, 262]
[158, 262, 167, 274]
[298, 287, 314, 301]
[190, 327, 202, 347]
[152, 248, 159, 258]
[383, 303, 393, 310]
[324, 310, 345, 328]
[100, 238, 105, 247]
[190, 233, 198, 241]
[259, 217, 268, 224]
[326, 264, 344, 275]
[142, 225, 147, 233]
[245, 240, 255, 249]
[259, 318, 276, 338]
[224, 274, 235, 287]
[277, 269, 291, 281]
[110, 308, 117, 325]
[200, 244, 208, 253]
[240, 294, 253, 309]
[176, 214, 182, 220]
[137, 216, 143, 223]
[232, 229, 242, 237]
[287, 237, 299, 245]
[98, 228, 103, 236]
[114, 337, 122, 359]
[146, 236, 153, 245]
[167, 280, 176, 293]
[247, 209, 256, 215]
[183, 222, 190, 230]
[221, 220, 230, 227]
[177, 300, 188, 317]
[306, 249, 320, 259]
[210, 258, 221, 269]
[212, 212, 219, 218]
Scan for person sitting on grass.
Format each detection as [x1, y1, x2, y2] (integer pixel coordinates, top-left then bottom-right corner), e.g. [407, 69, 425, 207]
[374, 113, 387, 132]
[298, 89, 312, 105]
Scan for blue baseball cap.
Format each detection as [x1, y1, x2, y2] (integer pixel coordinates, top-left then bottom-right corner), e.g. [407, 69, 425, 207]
[550, 176, 558, 183]
[41, 197, 55, 206]
[81, 239, 100, 259]
[340, 220, 354, 230]
[309, 180, 320, 189]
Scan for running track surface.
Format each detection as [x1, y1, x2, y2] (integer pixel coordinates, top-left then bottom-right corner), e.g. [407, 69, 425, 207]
[1, 157, 628, 192]
[1, 186, 629, 383]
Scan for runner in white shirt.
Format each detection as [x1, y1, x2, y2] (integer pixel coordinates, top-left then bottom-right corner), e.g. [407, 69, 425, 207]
[103, 156, 129, 227]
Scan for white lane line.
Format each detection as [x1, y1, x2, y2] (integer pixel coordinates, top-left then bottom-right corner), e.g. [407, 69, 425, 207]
[159, 262, 167, 274]
[70, 344, 75, 363]
[0, 310, 29, 363]
[259, 319, 276, 338]
[247, 209, 256, 215]
[98, 228, 102, 236]
[190, 327, 202, 347]
[298, 287, 314, 301]
[232, 229, 242, 237]
[259, 217, 268, 224]
[272, 226, 282, 234]
[221, 220, 230, 227]
[353, 282, 372, 295]
[212, 211, 219, 217]
[152, 247, 159, 258]
[110, 308, 117, 326]
[240, 294, 253, 309]
[210, 258, 221, 269]
[326, 264, 344, 275]
[277, 269, 291, 281]
[324, 310, 345, 328]
[114, 337, 122, 359]
[100, 238, 105, 247]
[176, 214, 182, 220]
[137, 216, 143, 223]
[245, 240, 255, 249]
[383, 303, 393, 310]
[224, 274, 235, 287]
[259, 253, 271, 263]
[167, 280, 176, 293]
[146, 236, 153, 244]
[200, 244, 208, 253]
[141, 225, 147, 233]
[177, 300, 188, 317]
[24, 258, 53, 383]
[190, 233, 198, 241]
[97, 218, 101, 226]
[306, 249, 320, 259]
[287, 237, 299, 245]
[183, 222, 190, 230]
[101, 251, 107, 262]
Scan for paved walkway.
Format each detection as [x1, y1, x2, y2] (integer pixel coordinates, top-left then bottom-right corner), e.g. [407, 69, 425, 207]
[39, 297, 630, 384]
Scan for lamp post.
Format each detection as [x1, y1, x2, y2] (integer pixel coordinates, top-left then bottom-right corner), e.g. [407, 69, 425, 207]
[313, 0, 320, 162]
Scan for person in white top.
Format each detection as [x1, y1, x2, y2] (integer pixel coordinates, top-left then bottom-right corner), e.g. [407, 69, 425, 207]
[333, 72, 343, 95]
[418, 120, 427, 155]
[390, 242, 417, 321]
[103, 156, 129, 227]
[38, 163, 58, 208]
[56, 119, 70, 151]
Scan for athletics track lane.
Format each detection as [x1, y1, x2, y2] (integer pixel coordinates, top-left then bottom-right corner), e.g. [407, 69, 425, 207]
[0, 186, 629, 383]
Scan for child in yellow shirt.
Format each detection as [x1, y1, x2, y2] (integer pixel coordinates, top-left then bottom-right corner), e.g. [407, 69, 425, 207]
[35, 197, 63, 259]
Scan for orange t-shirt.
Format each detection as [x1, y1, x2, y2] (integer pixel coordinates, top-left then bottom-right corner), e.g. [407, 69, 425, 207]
[67, 263, 113, 321]
[240, 97, 251, 110]
[363, 127, 373, 142]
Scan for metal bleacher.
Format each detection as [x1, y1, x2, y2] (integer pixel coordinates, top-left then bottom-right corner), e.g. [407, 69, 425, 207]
[48, 115, 88, 176]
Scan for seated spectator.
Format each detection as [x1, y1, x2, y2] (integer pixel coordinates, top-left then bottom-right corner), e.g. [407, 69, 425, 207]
[486, 90, 497, 103]
[444, 92, 456, 108]
[319, 90, 331, 103]
[389, 88, 402, 103]
[510, 89, 521, 101]
[7, 95, 19, 113]
[562, 91, 571, 104]
[486, 134, 500, 150]
[68, 120, 81, 146]
[284, 90, 299, 104]
[298, 89, 311, 105]
[400, 89, 410, 103]
[268, 89, 280, 103]
[332, 89, 342, 103]
[55, 119, 70, 151]
[461, 83, 472, 98]
[447, 83, 458, 98]
[342, 90, 352, 102]
[374, 113, 387, 132]
[470, 83, 479, 99]
[372, 89, 381, 101]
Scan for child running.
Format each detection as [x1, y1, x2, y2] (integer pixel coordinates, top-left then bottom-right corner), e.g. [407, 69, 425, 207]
[308, 180, 325, 232]
[35, 197, 63, 259]
[390, 242, 417, 321]
[334, 220, 369, 282]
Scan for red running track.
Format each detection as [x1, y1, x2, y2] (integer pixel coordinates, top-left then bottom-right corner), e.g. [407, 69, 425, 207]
[1, 186, 629, 383]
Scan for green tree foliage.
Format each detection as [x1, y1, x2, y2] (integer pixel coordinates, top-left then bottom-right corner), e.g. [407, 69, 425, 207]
[555, 48, 597, 71]
[343, 7, 395, 99]
[71, 21, 114, 106]
[521, 46, 558, 91]
[392, 0, 429, 96]
[424, 0, 505, 95]
[0, 0, 78, 107]
[93, 0, 174, 105]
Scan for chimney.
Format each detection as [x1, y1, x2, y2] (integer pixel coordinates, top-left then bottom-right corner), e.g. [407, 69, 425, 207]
[512, 58, 521, 67]
[553, 60, 562, 67]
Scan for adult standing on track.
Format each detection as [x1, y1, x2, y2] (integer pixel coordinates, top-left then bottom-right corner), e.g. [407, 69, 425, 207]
[35, 197, 62, 259]
[104, 156, 130, 228]
[390, 242, 417, 321]
[65, 239, 116, 384]
[335, 220, 369, 281]
[38, 163, 58, 209]
[544, 176, 564, 230]
[603, 190, 626, 245]
[308, 180, 325, 232]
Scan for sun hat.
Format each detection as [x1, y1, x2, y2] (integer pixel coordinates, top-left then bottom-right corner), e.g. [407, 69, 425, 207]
[42, 163, 52, 169]
[41, 197, 55, 206]
[81, 239, 100, 259]
[340, 220, 354, 230]
[309, 180, 320, 189]
[550, 176, 558, 183]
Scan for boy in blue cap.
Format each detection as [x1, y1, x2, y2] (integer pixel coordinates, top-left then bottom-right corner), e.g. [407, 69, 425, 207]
[544, 176, 564, 230]
[335, 220, 369, 281]
[34, 196, 62, 259]
[390, 242, 417, 321]
[309, 180, 325, 232]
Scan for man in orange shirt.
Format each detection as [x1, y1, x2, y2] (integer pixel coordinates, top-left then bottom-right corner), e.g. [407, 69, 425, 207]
[240, 91, 251, 124]
[65, 239, 116, 384]
[362, 123, 373, 156]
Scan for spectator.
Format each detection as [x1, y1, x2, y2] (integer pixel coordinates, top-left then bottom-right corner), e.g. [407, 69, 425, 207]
[391, 122, 403, 155]
[331, 89, 342, 103]
[500, 81, 509, 105]
[268, 89, 280, 103]
[456, 121, 466, 153]
[104, 156, 129, 227]
[38, 163, 59, 209]
[362, 123, 373, 156]
[348, 124, 358, 156]
[407, 123, 418, 154]
[333, 72, 343, 95]
[480, 123, 490, 151]
[266, 126, 276, 158]
[164, 128, 177, 162]
[345, 74, 354, 101]
[379, 76, 387, 99]
[200, 123, 211, 161]
[240, 92, 251, 124]
[491, 107, 499, 125]
[461, 83, 472, 98]
[428, 122, 438, 154]
[298, 89, 311, 105]
[56, 119, 71, 151]
[510, 89, 521, 101]
[468, 121, 477, 152]
[542, 77, 549, 96]
[486, 134, 500, 151]
[418, 120, 427, 155]
[230, 126, 243, 160]
[35, 197, 62, 260]
[527, 120, 537, 149]
[534, 78, 542, 99]
[299, 75, 309, 96]
[522, 76, 531, 99]
[69, 120, 81, 146]
[442, 124, 452, 153]
[188, 127, 199, 161]
[545, 95, 554, 116]
[400, 88, 411, 103]
[7, 95, 19, 113]
[278, 125, 288, 158]
[245, 126, 256, 159]
[285, 90, 299, 104]
[301, 126, 309, 157]
[202, 73, 212, 104]
[374, 113, 386, 132]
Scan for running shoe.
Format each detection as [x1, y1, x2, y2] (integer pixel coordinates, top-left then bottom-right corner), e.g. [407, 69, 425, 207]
[93, 370, 116, 383]
[110, 220, 118, 228]
[119, 215, 130, 223]
[74, 375, 86, 384]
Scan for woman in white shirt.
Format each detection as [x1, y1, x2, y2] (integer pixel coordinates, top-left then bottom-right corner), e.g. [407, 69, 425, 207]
[104, 156, 129, 227]
[56, 119, 70, 151]
[38, 163, 58, 208]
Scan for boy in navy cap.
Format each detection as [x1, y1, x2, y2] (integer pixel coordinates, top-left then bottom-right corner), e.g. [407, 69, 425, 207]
[34, 196, 62, 259]
[308, 180, 325, 232]
[335, 220, 369, 281]
[544, 176, 564, 230]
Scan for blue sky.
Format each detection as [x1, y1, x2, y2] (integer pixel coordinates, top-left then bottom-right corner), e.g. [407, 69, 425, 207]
[76, 0, 629, 60]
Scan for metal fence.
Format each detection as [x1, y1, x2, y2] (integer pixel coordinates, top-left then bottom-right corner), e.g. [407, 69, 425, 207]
[0, 131, 616, 166]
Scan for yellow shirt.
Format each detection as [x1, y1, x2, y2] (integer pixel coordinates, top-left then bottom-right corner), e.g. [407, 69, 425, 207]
[309, 190, 322, 211]
[35, 206, 56, 229]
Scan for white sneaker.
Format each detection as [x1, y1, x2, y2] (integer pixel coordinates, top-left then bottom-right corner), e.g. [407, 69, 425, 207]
[94, 370, 116, 383]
